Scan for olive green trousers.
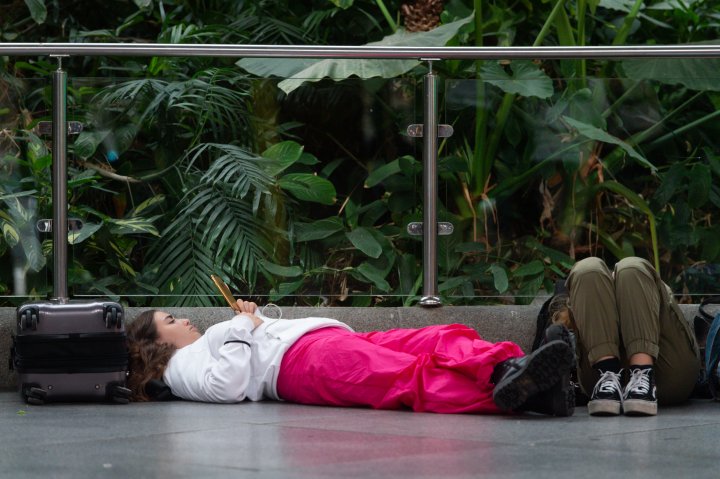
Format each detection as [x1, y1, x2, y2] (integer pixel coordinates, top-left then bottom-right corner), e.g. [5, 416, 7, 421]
[567, 257, 700, 405]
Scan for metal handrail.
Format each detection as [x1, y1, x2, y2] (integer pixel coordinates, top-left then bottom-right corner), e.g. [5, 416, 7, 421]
[1, 43, 720, 59]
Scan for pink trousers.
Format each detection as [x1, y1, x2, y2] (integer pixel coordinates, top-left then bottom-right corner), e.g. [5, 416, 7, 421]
[276, 324, 524, 414]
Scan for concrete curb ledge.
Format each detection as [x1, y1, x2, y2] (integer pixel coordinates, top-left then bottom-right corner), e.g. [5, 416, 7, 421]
[0, 304, 701, 391]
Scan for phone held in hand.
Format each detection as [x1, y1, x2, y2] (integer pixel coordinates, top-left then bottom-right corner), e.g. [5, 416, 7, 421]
[210, 274, 239, 311]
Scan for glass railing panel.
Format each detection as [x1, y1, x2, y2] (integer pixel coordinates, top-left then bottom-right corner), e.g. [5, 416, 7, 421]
[442, 59, 720, 303]
[0, 77, 52, 306]
[55, 75, 419, 307]
[2, 56, 720, 307]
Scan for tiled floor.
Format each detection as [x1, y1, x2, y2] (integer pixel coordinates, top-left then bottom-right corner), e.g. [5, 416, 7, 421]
[1, 391, 718, 478]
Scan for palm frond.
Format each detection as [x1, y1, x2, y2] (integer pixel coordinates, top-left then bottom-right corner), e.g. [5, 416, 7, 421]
[147, 142, 281, 304]
[192, 143, 274, 199]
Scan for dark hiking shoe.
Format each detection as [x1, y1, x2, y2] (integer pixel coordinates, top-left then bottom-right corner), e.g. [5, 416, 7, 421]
[491, 340, 574, 413]
[623, 367, 657, 416]
[520, 373, 576, 416]
[519, 324, 576, 416]
[588, 370, 623, 416]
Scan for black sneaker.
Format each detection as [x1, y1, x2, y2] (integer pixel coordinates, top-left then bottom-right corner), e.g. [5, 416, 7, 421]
[491, 340, 575, 413]
[623, 367, 657, 416]
[587, 370, 623, 416]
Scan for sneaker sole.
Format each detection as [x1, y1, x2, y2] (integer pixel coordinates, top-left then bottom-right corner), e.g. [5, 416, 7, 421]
[587, 399, 622, 416]
[493, 340, 575, 412]
[623, 399, 657, 416]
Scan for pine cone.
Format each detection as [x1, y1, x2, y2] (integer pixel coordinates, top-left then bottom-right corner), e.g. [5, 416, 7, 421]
[400, 0, 444, 32]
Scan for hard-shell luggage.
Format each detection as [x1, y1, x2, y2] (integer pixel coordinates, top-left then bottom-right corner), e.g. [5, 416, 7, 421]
[7, 60, 131, 405]
[11, 299, 131, 404]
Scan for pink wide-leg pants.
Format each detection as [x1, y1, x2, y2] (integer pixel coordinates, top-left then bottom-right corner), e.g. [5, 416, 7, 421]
[276, 324, 524, 414]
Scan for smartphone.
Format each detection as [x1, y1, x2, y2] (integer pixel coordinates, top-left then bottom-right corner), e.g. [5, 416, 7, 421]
[210, 274, 240, 311]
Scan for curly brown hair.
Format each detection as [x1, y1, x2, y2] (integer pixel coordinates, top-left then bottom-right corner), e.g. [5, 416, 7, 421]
[126, 310, 177, 402]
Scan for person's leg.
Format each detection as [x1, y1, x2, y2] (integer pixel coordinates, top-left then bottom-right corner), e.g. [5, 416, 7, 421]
[566, 257, 621, 384]
[656, 299, 700, 405]
[566, 257, 624, 416]
[614, 257, 661, 364]
[613, 257, 661, 415]
[354, 324, 523, 383]
[277, 326, 519, 413]
[615, 257, 700, 406]
[276, 326, 570, 414]
[352, 324, 574, 414]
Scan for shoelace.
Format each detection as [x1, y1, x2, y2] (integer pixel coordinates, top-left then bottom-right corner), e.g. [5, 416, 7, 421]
[624, 368, 651, 397]
[593, 370, 623, 396]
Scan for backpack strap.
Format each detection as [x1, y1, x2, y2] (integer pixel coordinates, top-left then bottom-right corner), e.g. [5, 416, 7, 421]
[695, 297, 720, 352]
[532, 296, 553, 351]
[698, 296, 720, 321]
[704, 311, 720, 399]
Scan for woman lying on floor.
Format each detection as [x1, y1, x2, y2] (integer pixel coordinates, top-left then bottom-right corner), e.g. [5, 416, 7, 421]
[126, 300, 575, 416]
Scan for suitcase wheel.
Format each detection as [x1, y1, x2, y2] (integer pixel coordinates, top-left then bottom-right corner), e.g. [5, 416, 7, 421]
[104, 306, 123, 329]
[27, 396, 44, 406]
[23, 386, 47, 405]
[19, 309, 39, 331]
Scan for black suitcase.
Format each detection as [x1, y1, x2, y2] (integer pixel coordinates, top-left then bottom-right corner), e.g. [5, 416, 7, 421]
[11, 299, 131, 404]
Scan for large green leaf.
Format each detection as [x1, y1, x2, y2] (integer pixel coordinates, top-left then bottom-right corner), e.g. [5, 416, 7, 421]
[365, 157, 407, 188]
[108, 217, 161, 236]
[237, 15, 473, 94]
[481, 61, 554, 99]
[622, 45, 720, 92]
[68, 222, 102, 245]
[688, 164, 711, 208]
[23, 0, 47, 24]
[23, 235, 45, 272]
[233, 58, 318, 79]
[73, 130, 109, 160]
[279, 173, 337, 204]
[353, 262, 391, 291]
[439, 275, 471, 292]
[263, 141, 304, 176]
[330, 0, 354, 8]
[654, 163, 686, 204]
[261, 260, 303, 277]
[2, 222, 19, 247]
[294, 217, 344, 242]
[129, 195, 165, 217]
[346, 227, 382, 258]
[563, 116, 656, 172]
[488, 264, 509, 294]
[512, 260, 545, 277]
[598, 0, 641, 11]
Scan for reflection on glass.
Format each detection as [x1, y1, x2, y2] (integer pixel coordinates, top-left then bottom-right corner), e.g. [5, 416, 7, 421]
[2, 60, 719, 307]
[442, 68, 720, 303]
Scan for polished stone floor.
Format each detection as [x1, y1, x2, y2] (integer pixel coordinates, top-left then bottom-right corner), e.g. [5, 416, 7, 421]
[1, 391, 718, 479]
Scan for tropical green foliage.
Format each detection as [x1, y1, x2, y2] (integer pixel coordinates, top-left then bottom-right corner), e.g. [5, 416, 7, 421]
[1, 0, 719, 306]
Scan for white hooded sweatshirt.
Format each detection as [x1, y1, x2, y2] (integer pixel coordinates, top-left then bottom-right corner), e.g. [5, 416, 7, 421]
[162, 313, 352, 403]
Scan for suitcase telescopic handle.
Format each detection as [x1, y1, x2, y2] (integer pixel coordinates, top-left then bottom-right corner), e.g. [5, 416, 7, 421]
[51, 55, 69, 302]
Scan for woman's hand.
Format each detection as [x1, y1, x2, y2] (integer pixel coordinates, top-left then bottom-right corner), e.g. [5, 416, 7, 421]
[235, 299, 263, 329]
[235, 299, 258, 314]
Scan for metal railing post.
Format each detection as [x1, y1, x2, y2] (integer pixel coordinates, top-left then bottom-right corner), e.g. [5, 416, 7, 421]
[51, 55, 69, 301]
[419, 60, 441, 307]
